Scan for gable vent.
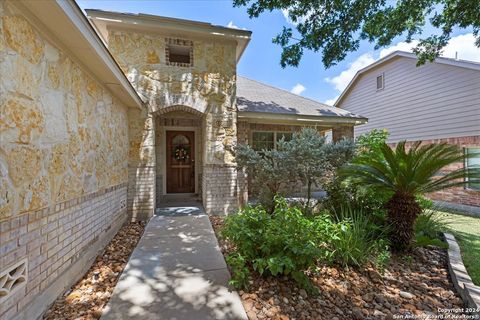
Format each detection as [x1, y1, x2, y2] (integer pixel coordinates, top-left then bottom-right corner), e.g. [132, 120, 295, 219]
[376, 74, 384, 90]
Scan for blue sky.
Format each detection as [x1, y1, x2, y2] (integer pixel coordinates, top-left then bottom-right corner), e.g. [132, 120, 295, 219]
[77, 0, 480, 105]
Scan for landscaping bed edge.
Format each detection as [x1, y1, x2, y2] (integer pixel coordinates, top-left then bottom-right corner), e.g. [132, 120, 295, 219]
[443, 232, 480, 316]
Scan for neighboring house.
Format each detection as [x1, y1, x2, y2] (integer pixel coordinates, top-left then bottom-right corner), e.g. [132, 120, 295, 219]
[335, 50, 480, 212]
[0, 1, 365, 319]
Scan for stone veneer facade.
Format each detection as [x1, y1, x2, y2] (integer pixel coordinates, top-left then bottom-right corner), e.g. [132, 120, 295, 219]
[0, 2, 131, 319]
[107, 28, 239, 215]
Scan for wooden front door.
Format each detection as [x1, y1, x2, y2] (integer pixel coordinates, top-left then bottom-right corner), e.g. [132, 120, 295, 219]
[166, 131, 195, 193]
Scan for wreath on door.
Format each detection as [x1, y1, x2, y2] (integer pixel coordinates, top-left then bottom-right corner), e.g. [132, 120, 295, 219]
[174, 145, 190, 161]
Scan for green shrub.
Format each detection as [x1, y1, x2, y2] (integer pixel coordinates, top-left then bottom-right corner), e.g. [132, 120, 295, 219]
[373, 243, 391, 273]
[280, 128, 355, 212]
[323, 178, 389, 220]
[413, 209, 449, 248]
[340, 140, 475, 251]
[221, 197, 335, 291]
[225, 254, 250, 289]
[235, 128, 355, 211]
[322, 129, 390, 216]
[235, 144, 292, 211]
[222, 197, 393, 291]
[416, 195, 434, 210]
[355, 128, 390, 159]
[331, 206, 389, 267]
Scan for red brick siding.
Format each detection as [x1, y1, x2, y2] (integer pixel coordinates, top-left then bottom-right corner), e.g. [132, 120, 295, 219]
[390, 136, 480, 207]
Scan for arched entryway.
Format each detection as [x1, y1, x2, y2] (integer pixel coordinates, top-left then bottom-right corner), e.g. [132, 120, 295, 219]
[166, 131, 195, 193]
[154, 105, 204, 207]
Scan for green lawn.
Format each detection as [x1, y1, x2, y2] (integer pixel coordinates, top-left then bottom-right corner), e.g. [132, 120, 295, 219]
[436, 211, 480, 286]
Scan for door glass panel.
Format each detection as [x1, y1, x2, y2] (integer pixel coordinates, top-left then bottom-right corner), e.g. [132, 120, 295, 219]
[172, 134, 189, 145]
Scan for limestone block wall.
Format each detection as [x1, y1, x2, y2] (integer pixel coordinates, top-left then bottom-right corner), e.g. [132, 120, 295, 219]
[107, 29, 239, 214]
[0, 2, 129, 319]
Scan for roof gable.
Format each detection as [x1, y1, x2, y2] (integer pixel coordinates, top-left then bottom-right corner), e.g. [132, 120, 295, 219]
[335, 51, 480, 107]
[85, 9, 251, 63]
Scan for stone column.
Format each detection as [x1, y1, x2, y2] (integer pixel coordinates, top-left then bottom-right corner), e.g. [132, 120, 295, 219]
[127, 107, 156, 221]
[202, 93, 239, 215]
[236, 121, 249, 208]
[332, 125, 354, 142]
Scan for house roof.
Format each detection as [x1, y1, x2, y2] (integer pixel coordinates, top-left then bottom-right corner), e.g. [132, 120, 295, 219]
[236, 76, 367, 125]
[14, 0, 144, 109]
[335, 50, 480, 107]
[85, 9, 252, 63]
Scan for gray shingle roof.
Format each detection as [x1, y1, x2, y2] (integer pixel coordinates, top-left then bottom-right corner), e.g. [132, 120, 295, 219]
[236, 76, 365, 119]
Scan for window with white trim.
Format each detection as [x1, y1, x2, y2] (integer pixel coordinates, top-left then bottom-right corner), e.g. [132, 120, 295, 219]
[465, 147, 480, 190]
[251, 132, 293, 151]
[376, 74, 384, 90]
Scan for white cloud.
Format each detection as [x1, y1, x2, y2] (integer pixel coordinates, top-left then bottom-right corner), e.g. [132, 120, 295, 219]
[324, 95, 339, 106]
[378, 34, 480, 61]
[325, 53, 375, 92]
[227, 21, 239, 29]
[379, 40, 419, 58]
[226, 21, 246, 30]
[441, 33, 480, 61]
[281, 9, 290, 22]
[291, 83, 306, 95]
[281, 8, 309, 25]
[324, 33, 480, 97]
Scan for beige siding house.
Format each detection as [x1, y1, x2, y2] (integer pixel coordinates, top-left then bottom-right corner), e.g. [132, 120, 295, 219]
[336, 51, 480, 211]
[0, 1, 365, 319]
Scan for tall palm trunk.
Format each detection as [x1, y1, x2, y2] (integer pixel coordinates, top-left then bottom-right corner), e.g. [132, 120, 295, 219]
[384, 192, 422, 251]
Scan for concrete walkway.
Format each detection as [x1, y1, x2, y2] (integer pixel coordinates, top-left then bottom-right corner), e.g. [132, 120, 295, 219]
[101, 204, 247, 320]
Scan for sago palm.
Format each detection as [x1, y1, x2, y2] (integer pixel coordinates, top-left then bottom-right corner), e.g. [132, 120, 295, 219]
[340, 141, 479, 251]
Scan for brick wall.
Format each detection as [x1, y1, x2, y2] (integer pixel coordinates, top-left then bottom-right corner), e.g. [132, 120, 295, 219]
[127, 166, 156, 221]
[202, 165, 238, 215]
[332, 125, 354, 142]
[0, 184, 128, 320]
[127, 108, 156, 221]
[393, 136, 480, 208]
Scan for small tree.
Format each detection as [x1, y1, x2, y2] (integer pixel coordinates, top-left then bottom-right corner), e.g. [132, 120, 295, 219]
[283, 129, 355, 210]
[340, 141, 480, 251]
[236, 143, 292, 211]
[281, 129, 327, 209]
[234, 0, 480, 68]
[236, 128, 355, 211]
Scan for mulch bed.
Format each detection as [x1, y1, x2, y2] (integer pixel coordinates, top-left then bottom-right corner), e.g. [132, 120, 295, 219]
[210, 216, 466, 320]
[43, 222, 145, 320]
